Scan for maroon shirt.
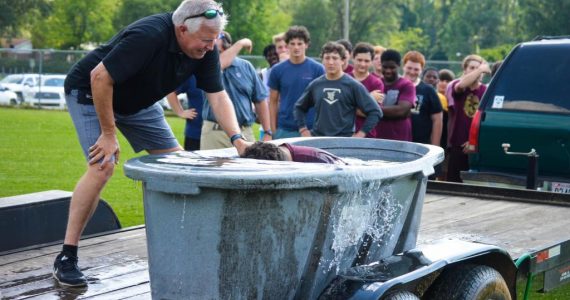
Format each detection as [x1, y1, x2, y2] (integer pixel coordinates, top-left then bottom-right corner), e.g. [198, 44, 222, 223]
[348, 72, 384, 138]
[446, 80, 487, 147]
[281, 143, 346, 164]
[377, 77, 416, 141]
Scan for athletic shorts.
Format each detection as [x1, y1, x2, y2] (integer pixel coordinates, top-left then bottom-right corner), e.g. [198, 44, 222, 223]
[66, 90, 179, 161]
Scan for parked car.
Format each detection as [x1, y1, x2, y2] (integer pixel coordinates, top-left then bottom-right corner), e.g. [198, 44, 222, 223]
[0, 84, 18, 105]
[464, 36, 570, 193]
[22, 74, 66, 109]
[0, 73, 40, 103]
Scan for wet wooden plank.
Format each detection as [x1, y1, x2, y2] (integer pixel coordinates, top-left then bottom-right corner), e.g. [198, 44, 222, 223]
[1, 233, 147, 280]
[418, 194, 570, 258]
[0, 227, 146, 266]
[83, 282, 150, 299]
[3, 260, 149, 299]
[0, 227, 150, 300]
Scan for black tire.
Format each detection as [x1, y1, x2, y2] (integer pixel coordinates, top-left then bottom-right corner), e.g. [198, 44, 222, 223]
[383, 291, 419, 300]
[10, 99, 18, 105]
[424, 264, 511, 300]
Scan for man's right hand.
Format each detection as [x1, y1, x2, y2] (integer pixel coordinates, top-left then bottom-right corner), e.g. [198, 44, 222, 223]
[88, 133, 120, 169]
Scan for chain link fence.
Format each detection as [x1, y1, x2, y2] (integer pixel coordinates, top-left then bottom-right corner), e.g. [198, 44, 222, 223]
[1, 48, 463, 79]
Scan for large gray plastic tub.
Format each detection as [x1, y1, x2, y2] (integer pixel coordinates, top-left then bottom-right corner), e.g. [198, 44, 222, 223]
[124, 137, 443, 299]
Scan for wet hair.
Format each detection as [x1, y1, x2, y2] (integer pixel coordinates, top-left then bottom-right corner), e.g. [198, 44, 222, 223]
[422, 67, 439, 78]
[263, 44, 276, 58]
[403, 51, 426, 68]
[352, 42, 375, 60]
[336, 39, 353, 53]
[285, 26, 311, 44]
[462, 54, 485, 70]
[320, 41, 347, 60]
[491, 60, 503, 77]
[218, 31, 232, 50]
[241, 142, 286, 161]
[438, 69, 455, 82]
[381, 49, 402, 66]
[172, 0, 228, 33]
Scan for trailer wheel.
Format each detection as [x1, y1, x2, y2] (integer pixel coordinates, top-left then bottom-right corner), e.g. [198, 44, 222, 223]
[424, 264, 511, 300]
[382, 291, 419, 300]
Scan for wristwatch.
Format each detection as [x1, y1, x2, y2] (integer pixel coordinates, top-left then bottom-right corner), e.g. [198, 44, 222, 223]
[230, 133, 246, 144]
[264, 129, 273, 136]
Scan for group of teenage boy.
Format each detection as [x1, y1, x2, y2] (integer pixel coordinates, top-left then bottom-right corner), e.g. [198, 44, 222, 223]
[52, 0, 492, 287]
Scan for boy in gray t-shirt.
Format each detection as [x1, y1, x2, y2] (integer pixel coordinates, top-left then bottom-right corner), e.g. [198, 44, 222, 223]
[294, 42, 382, 137]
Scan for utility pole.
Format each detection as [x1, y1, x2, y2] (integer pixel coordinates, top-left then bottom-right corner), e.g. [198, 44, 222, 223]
[343, 0, 349, 40]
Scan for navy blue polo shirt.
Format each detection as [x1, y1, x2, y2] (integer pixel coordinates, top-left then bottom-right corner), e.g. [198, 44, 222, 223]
[64, 13, 223, 115]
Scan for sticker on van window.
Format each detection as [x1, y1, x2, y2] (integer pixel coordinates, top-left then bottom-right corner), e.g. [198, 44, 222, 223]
[492, 96, 504, 109]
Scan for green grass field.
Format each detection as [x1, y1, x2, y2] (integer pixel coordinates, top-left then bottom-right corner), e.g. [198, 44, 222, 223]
[0, 106, 260, 227]
[0, 107, 184, 227]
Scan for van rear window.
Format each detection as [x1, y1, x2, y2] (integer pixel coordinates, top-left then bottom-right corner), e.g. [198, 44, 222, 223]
[485, 44, 570, 114]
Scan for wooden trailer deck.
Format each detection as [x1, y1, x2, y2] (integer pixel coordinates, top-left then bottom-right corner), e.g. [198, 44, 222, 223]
[2, 184, 570, 299]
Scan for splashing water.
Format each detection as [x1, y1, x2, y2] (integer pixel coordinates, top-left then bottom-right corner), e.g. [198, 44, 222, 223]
[323, 178, 403, 274]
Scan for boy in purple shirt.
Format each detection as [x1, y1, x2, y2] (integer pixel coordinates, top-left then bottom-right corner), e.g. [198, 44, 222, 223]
[445, 54, 491, 182]
[376, 49, 416, 141]
[242, 141, 346, 164]
[348, 42, 384, 138]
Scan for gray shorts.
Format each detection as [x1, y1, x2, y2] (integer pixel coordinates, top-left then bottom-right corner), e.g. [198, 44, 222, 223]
[66, 90, 179, 160]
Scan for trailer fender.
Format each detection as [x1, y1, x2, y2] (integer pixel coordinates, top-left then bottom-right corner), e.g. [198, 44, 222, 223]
[345, 239, 517, 300]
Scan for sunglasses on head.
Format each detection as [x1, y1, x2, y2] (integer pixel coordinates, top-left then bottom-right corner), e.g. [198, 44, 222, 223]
[184, 9, 224, 22]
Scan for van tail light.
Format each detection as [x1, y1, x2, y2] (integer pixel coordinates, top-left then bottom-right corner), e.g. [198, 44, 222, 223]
[467, 109, 483, 153]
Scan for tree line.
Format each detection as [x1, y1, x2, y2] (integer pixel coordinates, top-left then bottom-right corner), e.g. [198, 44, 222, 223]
[1, 0, 569, 62]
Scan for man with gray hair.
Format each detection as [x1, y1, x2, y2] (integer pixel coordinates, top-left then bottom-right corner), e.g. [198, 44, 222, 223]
[55, 0, 249, 287]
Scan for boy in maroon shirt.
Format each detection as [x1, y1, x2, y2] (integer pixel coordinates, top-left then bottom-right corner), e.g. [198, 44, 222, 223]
[241, 141, 346, 164]
[445, 54, 491, 182]
[348, 42, 384, 138]
[376, 49, 416, 141]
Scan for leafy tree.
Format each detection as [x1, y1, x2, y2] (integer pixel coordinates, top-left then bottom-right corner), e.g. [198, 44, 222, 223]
[438, 0, 511, 60]
[387, 27, 430, 53]
[0, 0, 50, 40]
[31, 0, 118, 49]
[342, 0, 400, 47]
[397, 0, 447, 58]
[113, 0, 180, 31]
[290, 0, 400, 57]
[223, 0, 292, 55]
[289, 0, 336, 57]
[479, 43, 516, 62]
[517, 0, 570, 40]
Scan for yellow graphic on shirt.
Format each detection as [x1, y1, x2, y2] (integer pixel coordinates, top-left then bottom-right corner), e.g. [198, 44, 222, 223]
[464, 93, 480, 118]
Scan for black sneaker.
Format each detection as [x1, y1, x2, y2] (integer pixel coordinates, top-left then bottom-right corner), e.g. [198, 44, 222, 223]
[53, 253, 87, 287]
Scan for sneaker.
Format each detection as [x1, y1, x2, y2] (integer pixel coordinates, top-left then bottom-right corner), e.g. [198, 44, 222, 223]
[53, 253, 87, 287]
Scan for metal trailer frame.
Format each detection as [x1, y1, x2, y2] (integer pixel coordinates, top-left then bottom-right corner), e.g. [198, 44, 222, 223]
[325, 182, 570, 299]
